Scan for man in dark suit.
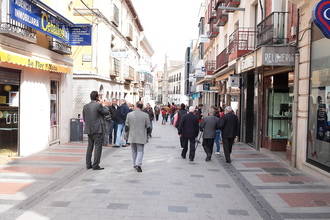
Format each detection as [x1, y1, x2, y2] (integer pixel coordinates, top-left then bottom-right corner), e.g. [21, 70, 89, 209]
[83, 91, 110, 170]
[178, 106, 199, 161]
[219, 106, 239, 163]
[108, 99, 119, 145]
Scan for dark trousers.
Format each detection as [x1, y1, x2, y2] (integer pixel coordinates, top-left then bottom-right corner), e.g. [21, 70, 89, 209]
[180, 135, 185, 148]
[223, 137, 235, 162]
[181, 137, 196, 160]
[203, 138, 215, 159]
[109, 120, 118, 144]
[86, 133, 103, 168]
[155, 114, 159, 121]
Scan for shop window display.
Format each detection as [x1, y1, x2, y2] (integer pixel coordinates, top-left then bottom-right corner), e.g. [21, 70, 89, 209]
[307, 24, 330, 171]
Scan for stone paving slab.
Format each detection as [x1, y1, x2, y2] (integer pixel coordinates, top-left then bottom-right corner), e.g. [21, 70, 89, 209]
[0, 121, 329, 219]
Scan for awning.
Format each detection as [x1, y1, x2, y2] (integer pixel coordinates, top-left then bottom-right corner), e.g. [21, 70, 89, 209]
[215, 70, 234, 81]
[0, 49, 72, 74]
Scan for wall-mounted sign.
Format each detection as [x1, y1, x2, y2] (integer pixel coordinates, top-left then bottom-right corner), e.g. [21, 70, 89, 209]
[227, 75, 240, 88]
[203, 83, 210, 91]
[262, 46, 295, 66]
[9, 0, 91, 45]
[313, 0, 330, 39]
[69, 24, 92, 46]
[240, 55, 255, 71]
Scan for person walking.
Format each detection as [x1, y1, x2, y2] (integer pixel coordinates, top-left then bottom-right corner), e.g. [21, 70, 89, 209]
[114, 99, 130, 147]
[175, 103, 187, 149]
[161, 107, 168, 125]
[143, 103, 154, 138]
[108, 99, 119, 146]
[125, 102, 151, 172]
[178, 106, 199, 161]
[200, 112, 220, 161]
[214, 106, 224, 155]
[219, 106, 239, 163]
[83, 91, 110, 170]
[103, 100, 112, 147]
[154, 105, 160, 121]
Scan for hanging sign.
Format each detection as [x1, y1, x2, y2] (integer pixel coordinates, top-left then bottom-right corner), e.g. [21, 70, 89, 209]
[69, 24, 92, 46]
[313, 0, 330, 39]
[9, 0, 92, 45]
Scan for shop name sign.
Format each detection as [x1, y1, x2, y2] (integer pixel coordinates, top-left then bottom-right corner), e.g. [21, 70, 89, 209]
[9, 0, 92, 45]
[262, 47, 295, 66]
[313, 0, 330, 39]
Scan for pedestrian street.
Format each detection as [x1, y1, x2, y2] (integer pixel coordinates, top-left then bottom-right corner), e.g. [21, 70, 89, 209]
[1, 121, 330, 220]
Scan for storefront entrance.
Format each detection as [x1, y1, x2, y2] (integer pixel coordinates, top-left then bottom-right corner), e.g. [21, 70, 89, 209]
[0, 67, 20, 157]
[50, 80, 59, 144]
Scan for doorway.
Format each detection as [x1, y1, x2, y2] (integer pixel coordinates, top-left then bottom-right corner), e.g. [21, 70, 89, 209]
[50, 80, 60, 144]
[0, 67, 20, 157]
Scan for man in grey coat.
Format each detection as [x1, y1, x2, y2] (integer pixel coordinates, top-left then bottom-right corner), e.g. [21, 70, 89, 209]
[83, 91, 110, 170]
[200, 112, 221, 161]
[125, 102, 151, 172]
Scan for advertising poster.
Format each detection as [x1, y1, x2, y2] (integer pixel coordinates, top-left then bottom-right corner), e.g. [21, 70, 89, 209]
[316, 88, 330, 142]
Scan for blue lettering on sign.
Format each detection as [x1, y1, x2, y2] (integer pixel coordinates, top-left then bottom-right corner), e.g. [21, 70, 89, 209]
[69, 24, 92, 46]
[313, 0, 330, 39]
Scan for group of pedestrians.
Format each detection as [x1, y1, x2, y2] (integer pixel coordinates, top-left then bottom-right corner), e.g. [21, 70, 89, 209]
[176, 104, 239, 163]
[82, 90, 238, 173]
[83, 91, 152, 172]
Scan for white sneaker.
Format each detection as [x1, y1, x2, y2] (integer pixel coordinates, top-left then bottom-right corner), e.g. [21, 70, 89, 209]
[215, 152, 220, 155]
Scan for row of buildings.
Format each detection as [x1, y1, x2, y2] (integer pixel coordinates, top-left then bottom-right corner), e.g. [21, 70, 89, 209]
[0, 0, 154, 157]
[185, 0, 330, 179]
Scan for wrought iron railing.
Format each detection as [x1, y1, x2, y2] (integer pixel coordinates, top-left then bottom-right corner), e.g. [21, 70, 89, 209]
[228, 27, 256, 60]
[49, 39, 72, 55]
[0, 18, 36, 43]
[205, 60, 216, 75]
[257, 12, 288, 47]
[216, 48, 229, 70]
[112, 58, 120, 77]
[216, 7, 228, 26]
[225, 0, 240, 7]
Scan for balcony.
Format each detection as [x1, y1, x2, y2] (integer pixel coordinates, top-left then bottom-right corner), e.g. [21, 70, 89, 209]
[208, 22, 219, 39]
[125, 66, 134, 82]
[225, 0, 240, 7]
[207, 2, 217, 24]
[111, 58, 120, 78]
[205, 60, 216, 75]
[49, 39, 72, 55]
[216, 48, 229, 70]
[257, 12, 288, 47]
[0, 20, 36, 43]
[126, 25, 133, 41]
[214, 0, 226, 10]
[216, 8, 228, 26]
[228, 28, 256, 61]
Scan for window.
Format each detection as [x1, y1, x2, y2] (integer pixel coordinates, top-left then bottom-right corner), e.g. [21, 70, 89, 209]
[112, 4, 119, 27]
[307, 23, 330, 172]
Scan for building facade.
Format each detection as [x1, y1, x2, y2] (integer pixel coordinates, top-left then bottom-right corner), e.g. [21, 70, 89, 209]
[69, 0, 154, 118]
[0, 0, 73, 156]
[189, 0, 330, 179]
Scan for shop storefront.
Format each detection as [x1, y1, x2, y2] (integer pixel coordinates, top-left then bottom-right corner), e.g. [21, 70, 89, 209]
[306, 23, 330, 172]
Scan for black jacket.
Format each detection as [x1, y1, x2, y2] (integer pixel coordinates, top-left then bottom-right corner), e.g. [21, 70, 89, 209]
[219, 112, 239, 138]
[109, 105, 120, 123]
[175, 109, 187, 128]
[178, 112, 199, 138]
[117, 103, 130, 124]
[83, 101, 109, 135]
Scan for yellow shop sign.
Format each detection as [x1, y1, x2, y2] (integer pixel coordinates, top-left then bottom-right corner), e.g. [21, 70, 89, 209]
[0, 50, 72, 74]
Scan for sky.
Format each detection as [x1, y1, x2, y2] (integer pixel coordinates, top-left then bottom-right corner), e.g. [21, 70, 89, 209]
[132, 0, 202, 66]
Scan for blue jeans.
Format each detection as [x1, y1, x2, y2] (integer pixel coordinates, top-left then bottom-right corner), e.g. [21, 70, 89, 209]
[115, 123, 126, 146]
[109, 120, 117, 144]
[215, 129, 221, 152]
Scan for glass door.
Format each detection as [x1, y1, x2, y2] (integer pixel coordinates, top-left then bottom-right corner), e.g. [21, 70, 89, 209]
[0, 84, 19, 157]
[50, 80, 59, 144]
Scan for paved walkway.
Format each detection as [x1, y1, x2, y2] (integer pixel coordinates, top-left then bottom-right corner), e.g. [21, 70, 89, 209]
[0, 121, 330, 220]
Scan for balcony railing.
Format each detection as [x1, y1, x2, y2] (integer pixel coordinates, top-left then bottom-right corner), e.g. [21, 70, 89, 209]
[216, 8, 228, 26]
[257, 12, 288, 47]
[49, 38, 72, 55]
[205, 60, 216, 75]
[0, 19, 36, 43]
[208, 22, 219, 39]
[215, 0, 226, 10]
[111, 58, 120, 77]
[207, 1, 217, 24]
[225, 0, 240, 7]
[228, 28, 256, 61]
[216, 48, 229, 70]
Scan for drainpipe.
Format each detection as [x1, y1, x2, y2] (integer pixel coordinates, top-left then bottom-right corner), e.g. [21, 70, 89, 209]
[291, 9, 300, 168]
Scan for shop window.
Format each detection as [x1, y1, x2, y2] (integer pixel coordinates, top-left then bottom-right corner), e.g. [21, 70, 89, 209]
[307, 23, 330, 172]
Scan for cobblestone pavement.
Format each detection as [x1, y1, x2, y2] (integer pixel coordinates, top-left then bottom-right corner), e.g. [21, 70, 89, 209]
[0, 120, 330, 220]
